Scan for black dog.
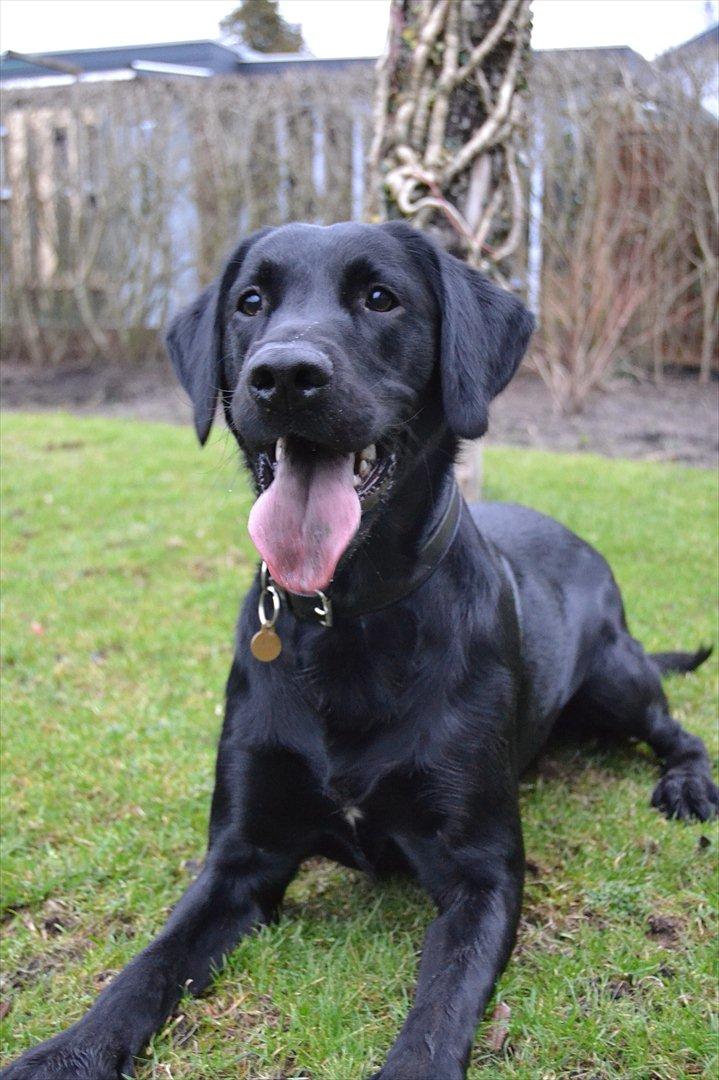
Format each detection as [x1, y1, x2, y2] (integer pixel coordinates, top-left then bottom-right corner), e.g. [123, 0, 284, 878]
[5, 222, 716, 1080]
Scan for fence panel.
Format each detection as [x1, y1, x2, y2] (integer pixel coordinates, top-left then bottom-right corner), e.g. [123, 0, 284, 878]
[0, 71, 373, 362]
[1, 62, 715, 384]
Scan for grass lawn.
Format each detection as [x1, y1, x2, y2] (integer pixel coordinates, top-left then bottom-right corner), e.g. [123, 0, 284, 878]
[1, 411, 717, 1080]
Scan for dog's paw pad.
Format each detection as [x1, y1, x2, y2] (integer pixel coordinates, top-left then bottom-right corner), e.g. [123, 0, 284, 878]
[651, 770, 719, 822]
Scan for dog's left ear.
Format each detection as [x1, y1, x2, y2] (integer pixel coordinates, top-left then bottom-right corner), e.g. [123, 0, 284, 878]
[436, 251, 534, 439]
[165, 228, 272, 445]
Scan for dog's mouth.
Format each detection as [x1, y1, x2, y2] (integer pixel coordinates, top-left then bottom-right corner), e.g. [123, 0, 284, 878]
[256, 437, 395, 500]
[248, 435, 396, 596]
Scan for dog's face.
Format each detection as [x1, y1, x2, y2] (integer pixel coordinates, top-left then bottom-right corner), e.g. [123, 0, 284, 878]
[167, 222, 533, 595]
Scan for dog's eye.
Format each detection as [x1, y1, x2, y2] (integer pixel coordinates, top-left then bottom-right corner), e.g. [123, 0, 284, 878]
[365, 286, 398, 313]
[238, 290, 263, 316]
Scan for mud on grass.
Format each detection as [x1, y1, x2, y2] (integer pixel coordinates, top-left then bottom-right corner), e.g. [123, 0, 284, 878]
[1, 414, 717, 1078]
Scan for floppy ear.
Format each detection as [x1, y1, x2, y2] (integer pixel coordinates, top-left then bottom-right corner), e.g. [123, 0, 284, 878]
[165, 229, 272, 445]
[437, 251, 534, 439]
[165, 281, 222, 445]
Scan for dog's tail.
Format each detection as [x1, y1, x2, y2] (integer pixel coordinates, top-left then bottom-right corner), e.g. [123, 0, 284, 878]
[650, 645, 713, 676]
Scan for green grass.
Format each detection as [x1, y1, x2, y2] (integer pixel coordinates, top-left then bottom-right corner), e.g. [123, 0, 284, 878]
[1, 411, 717, 1080]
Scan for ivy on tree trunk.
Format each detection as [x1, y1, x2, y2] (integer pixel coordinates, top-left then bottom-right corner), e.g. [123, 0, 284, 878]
[370, 0, 532, 286]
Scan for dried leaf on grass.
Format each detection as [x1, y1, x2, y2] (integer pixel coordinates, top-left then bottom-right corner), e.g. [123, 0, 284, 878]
[485, 1000, 511, 1052]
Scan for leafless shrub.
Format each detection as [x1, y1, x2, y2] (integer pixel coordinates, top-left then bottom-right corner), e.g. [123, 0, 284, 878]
[529, 54, 718, 411]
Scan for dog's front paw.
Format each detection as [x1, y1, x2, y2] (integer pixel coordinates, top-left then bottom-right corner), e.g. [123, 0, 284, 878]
[367, 1054, 464, 1080]
[369, 1068, 464, 1080]
[0, 1031, 131, 1080]
[652, 768, 719, 822]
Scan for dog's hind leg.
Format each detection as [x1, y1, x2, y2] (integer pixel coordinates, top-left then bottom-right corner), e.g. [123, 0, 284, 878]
[568, 633, 717, 821]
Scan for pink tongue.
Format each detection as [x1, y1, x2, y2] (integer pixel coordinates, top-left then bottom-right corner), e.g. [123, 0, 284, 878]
[248, 449, 361, 595]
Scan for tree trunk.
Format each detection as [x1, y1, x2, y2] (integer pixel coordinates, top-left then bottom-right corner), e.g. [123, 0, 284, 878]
[370, 0, 532, 276]
[370, 0, 533, 496]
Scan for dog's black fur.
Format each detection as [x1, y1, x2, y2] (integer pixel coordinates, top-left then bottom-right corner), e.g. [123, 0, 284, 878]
[5, 222, 716, 1080]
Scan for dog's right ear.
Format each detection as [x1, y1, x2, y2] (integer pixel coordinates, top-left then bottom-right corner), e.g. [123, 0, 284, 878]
[165, 281, 221, 445]
[165, 229, 272, 445]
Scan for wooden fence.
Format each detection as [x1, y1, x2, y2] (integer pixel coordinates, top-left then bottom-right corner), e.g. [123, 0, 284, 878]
[0, 71, 374, 362]
[1, 62, 715, 390]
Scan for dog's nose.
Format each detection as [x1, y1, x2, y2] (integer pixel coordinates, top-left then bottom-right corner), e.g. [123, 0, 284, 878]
[246, 344, 332, 411]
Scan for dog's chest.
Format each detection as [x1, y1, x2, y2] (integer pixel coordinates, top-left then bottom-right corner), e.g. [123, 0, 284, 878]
[292, 609, 423, 729]
[239, 610, 454, 848]
[316, 752, 441, 867]
[286, 621, 444, 830]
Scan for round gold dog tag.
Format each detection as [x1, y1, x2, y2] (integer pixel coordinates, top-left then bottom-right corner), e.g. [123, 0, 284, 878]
[251, 626, 282, 662]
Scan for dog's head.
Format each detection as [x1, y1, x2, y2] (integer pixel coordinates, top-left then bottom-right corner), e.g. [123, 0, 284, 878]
[166, 221, 533, 595]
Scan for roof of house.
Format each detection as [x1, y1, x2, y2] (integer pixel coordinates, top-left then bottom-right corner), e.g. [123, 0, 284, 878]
[655, 22, 718, 65]
[531, 44, 661, 99]
[0, 39, 374, 84]
[0, 40, 243, 80]
[534, 44, 654, 79]
[653, 23, 718, 118]
[236, 55, 374, 75]
[2, 29, 713, 87]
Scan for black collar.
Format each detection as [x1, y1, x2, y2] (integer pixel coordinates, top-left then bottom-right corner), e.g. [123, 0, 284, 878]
[273, 478, 463, 626]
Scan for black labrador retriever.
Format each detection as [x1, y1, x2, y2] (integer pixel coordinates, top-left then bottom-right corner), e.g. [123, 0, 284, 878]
[5, 221, 716, 1080]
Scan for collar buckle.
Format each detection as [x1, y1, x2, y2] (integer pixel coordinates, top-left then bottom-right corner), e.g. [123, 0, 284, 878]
[313, 590, 333, 627]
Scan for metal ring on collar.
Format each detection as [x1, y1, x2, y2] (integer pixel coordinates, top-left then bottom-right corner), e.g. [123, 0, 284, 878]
[258, 569, 281, 630]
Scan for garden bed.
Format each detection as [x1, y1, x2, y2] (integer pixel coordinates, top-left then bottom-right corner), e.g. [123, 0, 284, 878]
[2, 360, 716, 467]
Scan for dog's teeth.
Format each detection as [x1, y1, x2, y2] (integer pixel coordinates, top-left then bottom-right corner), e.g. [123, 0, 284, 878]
[353, 474, 362, 488]
[362, 444, 377, 463]
[275, 438, 285, 462]
[358, 459, 371, 479]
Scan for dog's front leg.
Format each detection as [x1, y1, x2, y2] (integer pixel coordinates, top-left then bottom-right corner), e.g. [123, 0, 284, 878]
[2, 838, 298, 1080]
[372, 812, 524, 1080]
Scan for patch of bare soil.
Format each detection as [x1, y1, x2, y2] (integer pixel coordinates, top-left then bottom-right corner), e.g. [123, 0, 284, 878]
[0, 357, 193, 426]
[487, 369, 718, 468]
[1, 360, 717, 468]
